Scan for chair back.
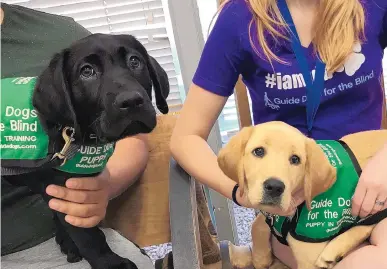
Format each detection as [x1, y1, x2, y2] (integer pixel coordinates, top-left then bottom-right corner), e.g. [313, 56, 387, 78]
[104, 113, 179, 247]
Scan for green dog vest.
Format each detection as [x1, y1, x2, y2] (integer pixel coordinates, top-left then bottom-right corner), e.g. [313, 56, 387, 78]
[266, 140, 387, 245]
[1, 77, 115, 175]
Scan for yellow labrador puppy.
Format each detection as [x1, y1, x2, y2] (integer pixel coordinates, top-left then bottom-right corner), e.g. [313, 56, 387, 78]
[218, 121, 387, 269]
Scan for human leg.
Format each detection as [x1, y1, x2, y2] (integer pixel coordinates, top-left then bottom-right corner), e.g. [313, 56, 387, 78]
[333, 218, 387, 269]
[1, 228, 154, 269]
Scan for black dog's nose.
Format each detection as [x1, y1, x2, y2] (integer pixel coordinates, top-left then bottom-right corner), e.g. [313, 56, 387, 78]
[115, 92, 144, 110]
[264, 178, 285, 197]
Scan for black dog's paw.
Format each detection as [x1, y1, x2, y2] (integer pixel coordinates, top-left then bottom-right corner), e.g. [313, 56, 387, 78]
[55, 230, 83, 263]
[92, 254, 138, 269]
[66, 251, 83, 263]
[108, 258, 138, 269]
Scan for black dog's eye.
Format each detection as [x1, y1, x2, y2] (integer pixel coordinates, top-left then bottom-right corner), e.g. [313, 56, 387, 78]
[129, 56, 141, 69]
[80, 65, 95, 79]
[290, 155, 301, 165]
[252, 147, 265, 158]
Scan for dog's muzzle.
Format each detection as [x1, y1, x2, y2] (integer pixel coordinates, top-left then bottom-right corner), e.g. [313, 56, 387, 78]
[114, 91, 144, 111]
[264, 178, 285, 197]
[97, 91, 157, 141]
[261, 178, 285, 205]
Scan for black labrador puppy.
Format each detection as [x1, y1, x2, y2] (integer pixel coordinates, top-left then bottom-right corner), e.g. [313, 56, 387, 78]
[1, 33, 169, 269]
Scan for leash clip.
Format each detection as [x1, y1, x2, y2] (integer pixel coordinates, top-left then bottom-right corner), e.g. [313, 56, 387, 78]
[261, 211, 275, 226]
[52, 127, 75, 166]
[267, 214, 274, 226]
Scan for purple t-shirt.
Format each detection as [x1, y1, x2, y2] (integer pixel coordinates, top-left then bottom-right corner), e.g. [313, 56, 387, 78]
[193, 0, 387, 139]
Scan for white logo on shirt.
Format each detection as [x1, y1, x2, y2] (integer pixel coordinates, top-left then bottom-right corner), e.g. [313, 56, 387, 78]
[265, 70, 329, 90]
[264, 92, 280, 110]
[325, 43, 365, 80]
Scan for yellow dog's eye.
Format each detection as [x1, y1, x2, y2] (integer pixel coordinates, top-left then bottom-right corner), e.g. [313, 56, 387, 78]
[252, 147, 265, 158]
[290, 155, 301, 165]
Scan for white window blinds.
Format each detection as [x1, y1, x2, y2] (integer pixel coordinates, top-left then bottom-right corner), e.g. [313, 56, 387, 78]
[3, 0, 183, 113]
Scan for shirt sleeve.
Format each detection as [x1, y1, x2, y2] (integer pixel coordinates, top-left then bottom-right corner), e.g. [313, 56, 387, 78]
[192, 1, 248, 97]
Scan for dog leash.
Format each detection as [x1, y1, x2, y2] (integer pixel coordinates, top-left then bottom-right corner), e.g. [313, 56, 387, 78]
[278, 0, 326, 133]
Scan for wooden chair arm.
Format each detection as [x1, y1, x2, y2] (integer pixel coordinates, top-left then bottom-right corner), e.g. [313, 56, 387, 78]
[169, 158, 203, 269]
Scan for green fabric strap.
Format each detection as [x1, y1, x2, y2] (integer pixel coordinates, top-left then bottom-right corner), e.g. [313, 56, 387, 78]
[57, 143, 115, 174]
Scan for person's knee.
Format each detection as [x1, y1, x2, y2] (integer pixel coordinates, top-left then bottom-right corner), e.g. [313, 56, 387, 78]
[366, 246, 387, 267]
[370, 218, 387, 248]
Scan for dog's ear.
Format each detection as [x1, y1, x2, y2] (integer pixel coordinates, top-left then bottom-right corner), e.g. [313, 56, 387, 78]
[32, 50, 79, 134]
[147, 55, 170, 114]
[304, 138, 336, 210]
[218, 126, 253, 195]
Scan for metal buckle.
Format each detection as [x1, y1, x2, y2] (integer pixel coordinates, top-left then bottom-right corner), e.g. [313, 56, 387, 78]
[51, 127, 75, 166]
[267, 213, 274, 226]
[261, 211, 274, 226]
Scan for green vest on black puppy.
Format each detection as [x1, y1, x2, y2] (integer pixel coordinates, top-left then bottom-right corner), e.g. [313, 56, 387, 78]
[0, 76, 115, 175]
[265, 140, 387, 245]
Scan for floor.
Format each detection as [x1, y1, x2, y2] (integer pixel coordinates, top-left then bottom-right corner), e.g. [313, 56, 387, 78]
[143, 202, 255, 263]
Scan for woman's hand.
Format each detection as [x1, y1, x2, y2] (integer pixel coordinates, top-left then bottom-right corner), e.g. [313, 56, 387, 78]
[236, 187, 305, 216]
[352, 143, 387, 218]
[46, 170, 111, 228]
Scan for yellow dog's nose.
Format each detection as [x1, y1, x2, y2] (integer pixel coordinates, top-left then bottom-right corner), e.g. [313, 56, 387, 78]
[263, 178, 285, 197]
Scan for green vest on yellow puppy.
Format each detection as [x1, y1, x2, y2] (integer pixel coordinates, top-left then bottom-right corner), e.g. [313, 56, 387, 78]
[0, 76, 115, 174]
[267, 140, 387, 244]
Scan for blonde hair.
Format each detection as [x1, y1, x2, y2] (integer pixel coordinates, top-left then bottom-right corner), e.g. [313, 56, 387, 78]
[217, 0, 365, 74]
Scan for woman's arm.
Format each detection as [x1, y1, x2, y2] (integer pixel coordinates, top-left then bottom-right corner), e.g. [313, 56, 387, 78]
[169, 1, 253, 206]
[170, 83, 247, 205]
[105, 134, 149, 199]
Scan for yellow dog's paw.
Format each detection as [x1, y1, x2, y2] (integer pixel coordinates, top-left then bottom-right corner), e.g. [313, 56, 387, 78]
[315, 252, 344, 269]
[229, 244, 253, 269]
[252, 252, 273, 269]
[268, 258, 290, 269]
